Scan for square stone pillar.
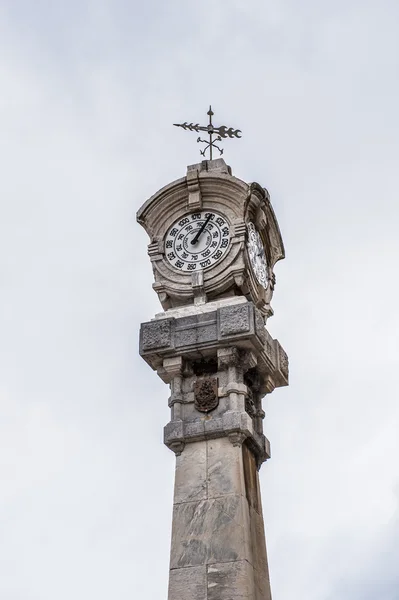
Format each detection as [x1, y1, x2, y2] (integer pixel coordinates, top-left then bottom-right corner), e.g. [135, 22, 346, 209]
[168, 437, 272, 600]
[139, 299, 288, 600]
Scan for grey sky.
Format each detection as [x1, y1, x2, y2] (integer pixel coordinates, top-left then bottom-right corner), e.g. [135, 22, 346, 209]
[1, 1, 398, 598]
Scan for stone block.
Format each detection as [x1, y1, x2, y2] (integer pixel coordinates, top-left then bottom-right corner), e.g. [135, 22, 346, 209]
[207, 560, 255, 600]
[164, 420, 184, 445]
[221, 411, 243, 433]
[207, 438, 243, 498]
[168, 566, 207, 600]
[170, 496, 246, 569]
[219, 304, 251, 337]
[249, 507, 268, 576]
[175, 326, 197, 348]
[174, 441, 207, 504]
[277, 342, 289, 380]
[184, 420, 205, 439]
[254, 309, 266, 344]
[197, 323, 218, 344]
[140, 319, 173, 352]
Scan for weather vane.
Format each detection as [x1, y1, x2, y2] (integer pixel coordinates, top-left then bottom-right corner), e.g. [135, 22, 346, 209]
[174, 106, 242, 160]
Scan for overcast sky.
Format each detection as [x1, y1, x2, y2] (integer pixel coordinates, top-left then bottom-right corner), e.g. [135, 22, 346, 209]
[1, 1, 398, 599]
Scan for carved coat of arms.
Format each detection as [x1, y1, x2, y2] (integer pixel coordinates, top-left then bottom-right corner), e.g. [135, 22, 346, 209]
[194, 377, 218, 413]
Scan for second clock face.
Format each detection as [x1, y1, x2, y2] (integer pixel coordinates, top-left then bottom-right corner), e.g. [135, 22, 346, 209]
[247, 222, 269, 289]
[164, 211, 230, 272]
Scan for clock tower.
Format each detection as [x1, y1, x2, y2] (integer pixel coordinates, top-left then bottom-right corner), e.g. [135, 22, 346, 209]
[137, 121, 288, 600]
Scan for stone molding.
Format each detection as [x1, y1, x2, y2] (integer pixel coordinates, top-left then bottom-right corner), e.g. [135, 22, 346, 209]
[140, 301, 288, 389]
[164, 411, 271, 464]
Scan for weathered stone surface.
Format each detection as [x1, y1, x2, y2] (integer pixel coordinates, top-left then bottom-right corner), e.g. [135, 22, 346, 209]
[175, 326, 197, 347]
[140, 319, 173, 351]
[207, 560, 255, 600]
[207, 437, 243, 498]
[174, 442, 207, 504]
[278, 343, 289, 379]
[219, 303, 250, 337]
[168, 566, 207, 600]
[163, 420, 184, 445]
[170, 495, 246, 569]
[255, 309, 266, 344]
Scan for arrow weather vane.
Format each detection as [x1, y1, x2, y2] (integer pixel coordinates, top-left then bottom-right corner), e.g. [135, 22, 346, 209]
[174, 106, 242, 160]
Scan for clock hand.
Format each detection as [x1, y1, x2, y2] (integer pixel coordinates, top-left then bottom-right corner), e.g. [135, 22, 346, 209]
[191, 214, 212, 245]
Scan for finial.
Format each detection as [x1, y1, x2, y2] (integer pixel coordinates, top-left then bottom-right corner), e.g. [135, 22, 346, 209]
[173, 106, 242, 160]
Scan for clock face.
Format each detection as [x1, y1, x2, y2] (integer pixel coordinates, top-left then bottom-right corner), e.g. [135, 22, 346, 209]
[164, 211, 230, 272]
[247, 222, 269, 289]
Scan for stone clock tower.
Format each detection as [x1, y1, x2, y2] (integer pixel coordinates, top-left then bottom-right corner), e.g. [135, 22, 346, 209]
[137, 156, 288, 600]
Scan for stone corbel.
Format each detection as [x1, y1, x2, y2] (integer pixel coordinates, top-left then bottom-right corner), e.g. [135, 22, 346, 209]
[147, 239, 163, 261]
[232, 220, 246, 241]
[169, 441, 185, 456]
[191, 270, 207, 305]
[241, 350, 258, 373]
[228, 432, 247, 447]
[262, 375, 276, 395]
[255, 205, 268, 231]
[152, 281, 171, 310]
[186, 166, 202, 210]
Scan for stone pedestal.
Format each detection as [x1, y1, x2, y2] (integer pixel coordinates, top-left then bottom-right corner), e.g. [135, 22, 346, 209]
[139, 298, 288, 599]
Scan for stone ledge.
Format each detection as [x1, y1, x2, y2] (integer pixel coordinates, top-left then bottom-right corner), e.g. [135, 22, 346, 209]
[164, 411, 270, 465]
[140, 301, 288, 388]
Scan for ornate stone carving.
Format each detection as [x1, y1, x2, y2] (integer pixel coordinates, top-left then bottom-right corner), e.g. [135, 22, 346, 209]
[194, 377, 218, 413]
[278, 346, 289, 380]
[219, 304, 250, 337]
[255, 310, 266, 344]
[141, 319, 173, 351]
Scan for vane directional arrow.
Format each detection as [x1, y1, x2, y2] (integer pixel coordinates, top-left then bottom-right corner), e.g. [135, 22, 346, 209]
[174, 106, 242, 160]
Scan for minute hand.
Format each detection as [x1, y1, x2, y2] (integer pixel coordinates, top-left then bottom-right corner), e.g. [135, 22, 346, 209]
[191, 214, 212, 245]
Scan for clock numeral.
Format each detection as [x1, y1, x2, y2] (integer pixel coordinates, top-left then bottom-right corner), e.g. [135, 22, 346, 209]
[212, 232, 218, 238]
[211, 241, 217, 248]
[187, 263, 196, 270]
[191, 213, 201, 220]
[176, 244, 182, 251]
[166, 240, 173, 248]
[175, 260, 184, 268]
[170, 228, 178, 236]
[179, 217, 189, 227]
[181, 252, 188, 259]
[222, 227, 229, 236]
[191, 254, 198, 260]
[204, 213, 215, 220]
[213, 250, 222, 260]
[167, 252, 176, 260]
[201, 249, 211, 258]
[200, 259, 211, 268]
[207, 223, 214, 230]
[221, 239, 228, 248]
[216, 217, 225, 226]
[178, 233, 184, 240]
[186, 225, 193, 231]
